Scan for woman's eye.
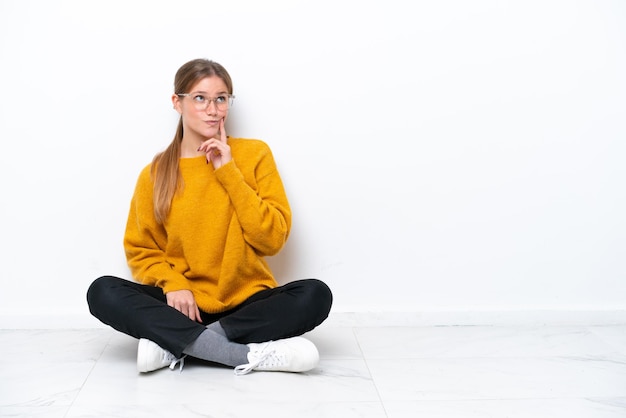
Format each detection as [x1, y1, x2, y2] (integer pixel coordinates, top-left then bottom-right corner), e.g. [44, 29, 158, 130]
[193, 95, 206, 102]
[215, 96, 227, 104]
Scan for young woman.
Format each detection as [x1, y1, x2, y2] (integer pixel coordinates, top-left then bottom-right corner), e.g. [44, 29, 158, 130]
[87, 58, 333, 375]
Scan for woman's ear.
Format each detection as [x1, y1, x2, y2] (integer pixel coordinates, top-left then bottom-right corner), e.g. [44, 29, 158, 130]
[172, 94, 182, 114]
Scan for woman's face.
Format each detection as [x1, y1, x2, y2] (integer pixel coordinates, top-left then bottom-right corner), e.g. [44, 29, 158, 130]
[172, 75, 230, 141]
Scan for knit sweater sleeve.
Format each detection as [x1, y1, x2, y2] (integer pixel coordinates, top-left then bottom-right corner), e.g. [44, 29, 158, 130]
[123, 165, 189, 293]
[215, 140, 292, 256]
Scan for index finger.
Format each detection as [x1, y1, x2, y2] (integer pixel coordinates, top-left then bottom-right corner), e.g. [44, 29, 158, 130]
[194, 306, 203, 323]
[220, 119, 227, 143]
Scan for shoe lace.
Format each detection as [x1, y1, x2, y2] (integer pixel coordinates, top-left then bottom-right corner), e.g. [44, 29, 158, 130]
[168, 353, 187, 372]
[234, 347, 285, 376]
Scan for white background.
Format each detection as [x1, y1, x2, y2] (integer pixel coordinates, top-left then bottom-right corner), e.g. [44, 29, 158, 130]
[0, 0, 624, 325]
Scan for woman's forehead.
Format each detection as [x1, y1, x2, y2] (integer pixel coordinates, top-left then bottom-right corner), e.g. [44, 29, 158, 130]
[189, 76, 228, 93]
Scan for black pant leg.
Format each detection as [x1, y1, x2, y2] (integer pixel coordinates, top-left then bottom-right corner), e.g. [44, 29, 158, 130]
[219, 279, 333, 344]
[86, 275, 206, 357]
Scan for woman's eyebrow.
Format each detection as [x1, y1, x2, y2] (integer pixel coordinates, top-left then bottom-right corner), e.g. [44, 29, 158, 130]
[191, 90, 229, 95]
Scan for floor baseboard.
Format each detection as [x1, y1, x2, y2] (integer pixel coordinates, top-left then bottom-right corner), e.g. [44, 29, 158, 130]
[1, 309, 625, 329]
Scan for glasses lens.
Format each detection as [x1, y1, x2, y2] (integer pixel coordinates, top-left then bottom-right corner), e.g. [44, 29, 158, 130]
[216, 96, 233, 110]
[216, 100, 227, 110]
[187, 95, 233, 111]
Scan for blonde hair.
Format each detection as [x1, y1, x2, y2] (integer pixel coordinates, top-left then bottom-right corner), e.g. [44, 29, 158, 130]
[151, 59, 234, 224]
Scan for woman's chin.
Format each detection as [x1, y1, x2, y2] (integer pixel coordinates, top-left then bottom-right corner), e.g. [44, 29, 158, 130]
[203, 129, 220, 139]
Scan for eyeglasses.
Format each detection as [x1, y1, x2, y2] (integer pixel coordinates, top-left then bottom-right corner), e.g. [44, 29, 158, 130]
[176, 93, 235, 111]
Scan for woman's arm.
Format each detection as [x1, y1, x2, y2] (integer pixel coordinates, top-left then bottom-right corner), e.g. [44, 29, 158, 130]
[124, 167, 193, 293]
[197, 122, 291, 256]
[123, 168, 203, 322]
[216, 143, 292, 256]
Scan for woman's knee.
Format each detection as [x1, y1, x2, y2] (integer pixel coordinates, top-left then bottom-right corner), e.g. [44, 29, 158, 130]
[86, 275, 123, 312]
[303, 279, 333, 317]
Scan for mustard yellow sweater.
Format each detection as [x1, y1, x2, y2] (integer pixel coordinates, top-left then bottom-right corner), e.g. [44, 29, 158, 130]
[124, 138, 291, 313]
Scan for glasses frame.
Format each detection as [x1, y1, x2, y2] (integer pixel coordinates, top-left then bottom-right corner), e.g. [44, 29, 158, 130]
[176, 93, 235, 111]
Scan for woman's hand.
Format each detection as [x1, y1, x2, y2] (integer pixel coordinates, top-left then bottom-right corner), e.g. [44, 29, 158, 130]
[198, 119, 232, 169]
[166, 289, 203, 323]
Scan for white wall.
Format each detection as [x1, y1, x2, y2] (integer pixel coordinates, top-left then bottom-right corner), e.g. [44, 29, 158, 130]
[1, 0, 625, 326]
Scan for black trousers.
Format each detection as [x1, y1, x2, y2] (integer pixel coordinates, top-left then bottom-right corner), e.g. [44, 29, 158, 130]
[87, 276, 333, 358]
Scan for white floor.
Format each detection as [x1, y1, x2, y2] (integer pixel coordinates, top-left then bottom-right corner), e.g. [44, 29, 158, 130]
[1, 322, 626, 417]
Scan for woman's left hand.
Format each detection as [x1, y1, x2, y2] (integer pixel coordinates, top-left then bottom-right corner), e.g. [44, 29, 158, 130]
[198, 119, 232, 169]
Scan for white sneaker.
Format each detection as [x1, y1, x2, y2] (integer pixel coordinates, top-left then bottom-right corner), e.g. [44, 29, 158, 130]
[234, 336, 319, 376]
[137, 338, 185, 373]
